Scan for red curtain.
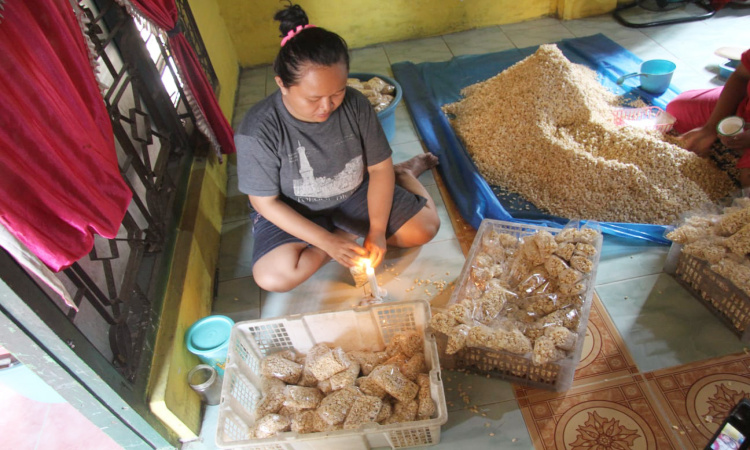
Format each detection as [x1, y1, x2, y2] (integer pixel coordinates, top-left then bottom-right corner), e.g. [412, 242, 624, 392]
[126, 0, 236, 155]
[0, 1, 132, 272]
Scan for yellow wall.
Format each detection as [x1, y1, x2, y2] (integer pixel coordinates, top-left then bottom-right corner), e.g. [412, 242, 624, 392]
[188, 0, 239, 120]
[557, 0, 617, 20]
[148, 153, 227, 441]
[218, 0, 555, 67]
[217, 0, 617, 68]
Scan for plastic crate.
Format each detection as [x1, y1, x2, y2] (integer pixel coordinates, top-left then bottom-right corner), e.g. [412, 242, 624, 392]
[435, 219, 602, 392]
[669, 246, 750, 342]
[215, 300, 448, 449]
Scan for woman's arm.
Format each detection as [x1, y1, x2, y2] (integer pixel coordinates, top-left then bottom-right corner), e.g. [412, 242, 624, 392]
[249, 194, 367, 267]
[681, 62, 750, 154]
[364, 158, 395, 268]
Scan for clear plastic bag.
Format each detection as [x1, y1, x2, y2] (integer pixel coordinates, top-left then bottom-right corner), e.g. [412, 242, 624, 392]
[416, 373, 436, 420]
[283, 385, 324, 410]
[369, 364, 419, 402]
[253, 414, 291, 439]
[261, 353, 303, 384]
[342, 395, 383, 429]
[315, 386, 360, 426]
[305, 344, 350, 381]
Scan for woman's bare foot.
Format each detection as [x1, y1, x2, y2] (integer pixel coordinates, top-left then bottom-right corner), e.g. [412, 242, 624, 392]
[394, 152, 439, 178]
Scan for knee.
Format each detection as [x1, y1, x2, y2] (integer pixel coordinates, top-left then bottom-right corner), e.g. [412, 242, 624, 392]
[252, 267, 299, 293]
[393, 214, 440, 247]
[419, 215, 441, 244]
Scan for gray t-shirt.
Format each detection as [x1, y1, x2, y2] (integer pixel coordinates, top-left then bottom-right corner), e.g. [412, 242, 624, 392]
[235, 87, 392, 214]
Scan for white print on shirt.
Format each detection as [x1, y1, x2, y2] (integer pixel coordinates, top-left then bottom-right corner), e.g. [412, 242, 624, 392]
[292, 140, 363, 202]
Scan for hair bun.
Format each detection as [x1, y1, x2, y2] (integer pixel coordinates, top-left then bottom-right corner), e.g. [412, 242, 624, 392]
[274, 3, 309, 37]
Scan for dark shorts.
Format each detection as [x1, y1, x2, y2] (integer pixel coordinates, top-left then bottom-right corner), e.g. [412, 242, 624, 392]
[250, 181, 428, 266]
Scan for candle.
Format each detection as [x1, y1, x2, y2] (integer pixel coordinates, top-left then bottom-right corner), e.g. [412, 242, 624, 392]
[363, 260, 384, 298]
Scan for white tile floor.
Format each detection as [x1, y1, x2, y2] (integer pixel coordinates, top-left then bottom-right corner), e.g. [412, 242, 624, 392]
[188, 5, 750, 449]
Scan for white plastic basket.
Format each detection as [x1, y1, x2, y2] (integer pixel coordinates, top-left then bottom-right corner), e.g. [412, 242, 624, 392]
[215, 300, 447, 449]
[435, 219, 602, 392]
[612, 106, 676, 133]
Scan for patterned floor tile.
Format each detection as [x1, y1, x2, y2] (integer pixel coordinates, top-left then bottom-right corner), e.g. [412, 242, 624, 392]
[514, 295, 639, 403]
[517, 374, 685, 449]
[643, 352, 750, 449]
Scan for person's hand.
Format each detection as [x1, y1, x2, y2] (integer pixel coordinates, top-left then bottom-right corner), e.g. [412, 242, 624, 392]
[678, 126, 717, 158]
[364, 231, 387, 269]
[719, 129, 750, 150]
[320, 233, 368, 268]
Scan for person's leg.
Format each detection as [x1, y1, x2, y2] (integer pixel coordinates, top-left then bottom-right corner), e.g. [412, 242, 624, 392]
[666, 87, 723, 134]
[250, 213, 354, 292]
[252, 242, 330, 292]
[331, 152, 440, 249]
[387, 153, 440, 247]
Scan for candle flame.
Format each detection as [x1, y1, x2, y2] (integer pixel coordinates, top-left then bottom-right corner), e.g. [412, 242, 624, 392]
[361, 258, 374, 275]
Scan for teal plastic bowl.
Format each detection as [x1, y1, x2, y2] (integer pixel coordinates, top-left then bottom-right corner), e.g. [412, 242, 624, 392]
[185, 315, 234, 376]
[349, 72, 403, 142]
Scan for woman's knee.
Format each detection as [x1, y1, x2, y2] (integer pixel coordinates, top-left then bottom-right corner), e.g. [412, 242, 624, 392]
[390, 210, 440, 247]
[252, 266, 300, 292]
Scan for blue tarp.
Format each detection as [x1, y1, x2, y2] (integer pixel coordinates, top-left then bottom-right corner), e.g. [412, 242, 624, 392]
[392, 33, 682, 244]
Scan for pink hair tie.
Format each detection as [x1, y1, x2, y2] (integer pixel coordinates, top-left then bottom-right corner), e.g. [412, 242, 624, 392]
[280, 24, 316, 47]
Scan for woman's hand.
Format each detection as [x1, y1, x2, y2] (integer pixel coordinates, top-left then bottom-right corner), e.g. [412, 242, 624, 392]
[364, 231, 387, 269]
[320, 232, 368, 268]
[719, 129, 750, 150]
[679, 126, 717, 157]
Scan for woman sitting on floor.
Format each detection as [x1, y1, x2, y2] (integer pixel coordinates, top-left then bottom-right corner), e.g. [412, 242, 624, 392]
[234, 3, 440, 292]
[667, 48, 750, 188]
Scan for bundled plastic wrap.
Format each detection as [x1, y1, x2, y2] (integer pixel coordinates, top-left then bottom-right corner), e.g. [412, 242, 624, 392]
[305, 344, 351, 381]
[356, 375, 388, 398]
[253, 378, 286, 419]
[347, 76, 397, 112]
[416, 373, 436, 420]
[283, 385, 324, 410]
[254, 414, 291, 439]
[430, 220, 602, 365]
[343, 395, 383, 429]
[316, 386, 360, 426]
[347, 350, 388, 375]
[384, 399, 418, 424]
[369, 364, 419, 402]
[290, 410, 317, 434]
[318, 360, 360, 393]
[261, 353, 303, 384]
[666, 193, 750, 296]
[250, 329, 434, 438]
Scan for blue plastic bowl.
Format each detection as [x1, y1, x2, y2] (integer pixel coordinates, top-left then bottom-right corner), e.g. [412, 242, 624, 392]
[349, 72, 403, 142]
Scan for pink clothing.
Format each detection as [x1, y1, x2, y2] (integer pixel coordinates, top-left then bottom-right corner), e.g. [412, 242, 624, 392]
[666, 49, 750, 169]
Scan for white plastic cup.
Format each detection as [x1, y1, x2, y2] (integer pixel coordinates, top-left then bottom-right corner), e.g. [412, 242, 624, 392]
[717, 116, 745, 137]
[188, 364, 222, 405]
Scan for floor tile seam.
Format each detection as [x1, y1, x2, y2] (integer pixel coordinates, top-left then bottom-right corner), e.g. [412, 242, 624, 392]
[636, 369, 694, 446]
[220, 216, 252, 227]
[450, 395, 518, 412]
[440, 35, 456, 59]
[217, 272, 255, 283]
[420, 234, 461, 247]
[217, 273, 255, 284]
[510, 372, 643, 405]
[559, 20, 649, 41]
[498, 19, 567, 34]
[593, 272, 663, 288]
[381, 42, 397, 70]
